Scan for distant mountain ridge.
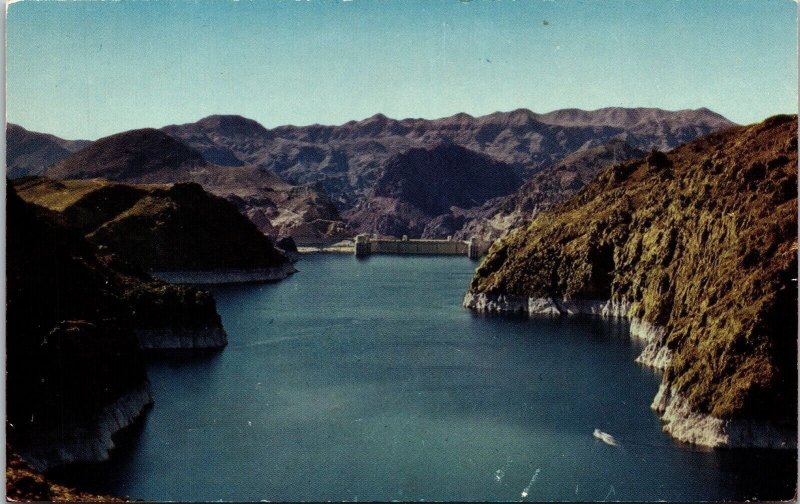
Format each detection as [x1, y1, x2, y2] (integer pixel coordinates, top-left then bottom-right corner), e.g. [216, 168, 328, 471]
[161, 107, 734, 208]
[7, 106, 735, 241]
[6, 124, 91, 178]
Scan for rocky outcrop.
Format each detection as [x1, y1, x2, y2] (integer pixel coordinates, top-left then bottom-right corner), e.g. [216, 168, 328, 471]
[134, 327, 229, 350]
[464, 292, 671, 370]
[465, 115, 797, 448]
[651, 384, 796, 449]
[179, 165, 351, 244]
[6, 451, 124, 502]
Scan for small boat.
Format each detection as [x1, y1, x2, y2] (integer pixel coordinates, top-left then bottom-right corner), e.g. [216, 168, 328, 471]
[593, 428, 619, 446]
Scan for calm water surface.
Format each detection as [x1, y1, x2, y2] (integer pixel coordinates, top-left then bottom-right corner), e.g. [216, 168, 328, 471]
[56, 254, 796, 501]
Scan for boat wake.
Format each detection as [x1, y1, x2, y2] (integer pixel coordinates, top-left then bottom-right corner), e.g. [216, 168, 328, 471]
[593, 429, 620, 447]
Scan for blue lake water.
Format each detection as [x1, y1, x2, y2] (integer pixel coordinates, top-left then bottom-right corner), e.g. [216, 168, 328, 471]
[54, 254, 796, 501]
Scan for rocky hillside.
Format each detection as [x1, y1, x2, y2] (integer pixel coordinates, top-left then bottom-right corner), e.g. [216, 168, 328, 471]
[41, 128, 349, 244]
[345, 143, 521, 237]
[6, 123, 90, 178]
[465, 115, 797, 448]
[184, 164, 349, 244]
[14, 177, 294, 279]
[7, 184, 230, 472]
[428, 139, 646, 240]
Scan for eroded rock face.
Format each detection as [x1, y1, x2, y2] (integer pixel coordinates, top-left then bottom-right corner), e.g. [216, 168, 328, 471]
[466, 115, 798, 447]
[6, 185, 229, 470]
[450, 139, 647, 241]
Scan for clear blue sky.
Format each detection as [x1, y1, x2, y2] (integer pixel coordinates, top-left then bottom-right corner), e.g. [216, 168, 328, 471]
[7, 0, 798, 140]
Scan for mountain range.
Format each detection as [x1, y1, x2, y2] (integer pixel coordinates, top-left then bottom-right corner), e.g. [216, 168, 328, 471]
[7, 107, 735, 243]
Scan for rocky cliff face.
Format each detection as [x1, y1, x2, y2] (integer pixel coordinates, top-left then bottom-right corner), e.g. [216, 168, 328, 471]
[7, 184, 230, 470]
[6, 451, 123, 502]
[14, 177, 293, 277]
[465, 115, 797, 448]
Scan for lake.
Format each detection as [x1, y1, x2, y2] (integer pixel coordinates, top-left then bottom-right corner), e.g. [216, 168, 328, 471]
[54, 254, 796, 501]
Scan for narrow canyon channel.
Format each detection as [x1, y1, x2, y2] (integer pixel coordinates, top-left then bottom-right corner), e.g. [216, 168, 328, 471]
[53, 254, 796, 501]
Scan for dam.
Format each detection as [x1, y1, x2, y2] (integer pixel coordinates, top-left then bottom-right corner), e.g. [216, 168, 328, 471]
[354, 234, 490, 259]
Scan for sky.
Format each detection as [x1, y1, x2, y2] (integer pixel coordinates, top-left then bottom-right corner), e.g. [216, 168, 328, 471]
[6, 0, 798, 140]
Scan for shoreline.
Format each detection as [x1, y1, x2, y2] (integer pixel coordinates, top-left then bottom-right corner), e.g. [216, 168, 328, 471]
[151, 262, 297, 284]
[462, 291, 796, 449]
[134, 326, 228, 350]
[297, 245, 354, 254]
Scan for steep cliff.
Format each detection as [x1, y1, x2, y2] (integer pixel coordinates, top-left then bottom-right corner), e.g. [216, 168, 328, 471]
[465, 116, 797, 448]
[13, 177, 294, 280]
[7, 184, 229, 470]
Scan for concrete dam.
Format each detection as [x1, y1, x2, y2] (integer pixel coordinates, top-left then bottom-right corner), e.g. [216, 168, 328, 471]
[354, 234, 491, 259]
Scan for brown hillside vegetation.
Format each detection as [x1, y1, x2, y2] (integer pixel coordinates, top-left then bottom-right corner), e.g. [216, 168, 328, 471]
[469, 115, 797, 422]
